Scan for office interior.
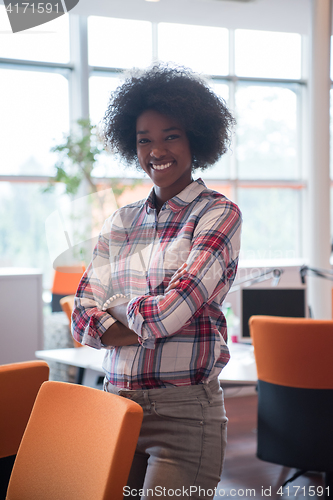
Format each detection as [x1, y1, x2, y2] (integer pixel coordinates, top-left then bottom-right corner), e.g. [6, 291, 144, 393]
[1, 0, 333, 498]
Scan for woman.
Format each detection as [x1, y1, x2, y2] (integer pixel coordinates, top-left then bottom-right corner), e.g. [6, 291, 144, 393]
[72, 64, 242, 499]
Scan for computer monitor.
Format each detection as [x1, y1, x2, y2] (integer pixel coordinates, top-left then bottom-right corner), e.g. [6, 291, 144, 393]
[241, 287, 307, 341]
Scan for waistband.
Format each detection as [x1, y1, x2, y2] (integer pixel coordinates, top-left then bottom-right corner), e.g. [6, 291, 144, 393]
[104, 378, 221, 402]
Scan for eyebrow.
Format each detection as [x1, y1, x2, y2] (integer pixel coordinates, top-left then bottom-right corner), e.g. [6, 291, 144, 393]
[136, 126, 182, 135]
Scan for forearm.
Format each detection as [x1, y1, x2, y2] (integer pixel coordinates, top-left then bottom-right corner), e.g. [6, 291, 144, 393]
[101, 320, 139, 347]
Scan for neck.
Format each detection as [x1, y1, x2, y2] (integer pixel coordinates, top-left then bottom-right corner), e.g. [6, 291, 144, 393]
[153, 177, 194, 211]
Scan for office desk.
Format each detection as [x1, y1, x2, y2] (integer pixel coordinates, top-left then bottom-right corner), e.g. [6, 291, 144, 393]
[218, 343, 257, 387]
[36, 342, 257, 389]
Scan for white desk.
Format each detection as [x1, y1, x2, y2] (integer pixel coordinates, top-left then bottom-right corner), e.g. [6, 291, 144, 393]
[36, 343, 257, 389]
[218, 342, 257, 387]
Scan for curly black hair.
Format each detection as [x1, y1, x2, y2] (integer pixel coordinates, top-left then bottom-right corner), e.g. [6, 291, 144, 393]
[102, 64, 235, 171]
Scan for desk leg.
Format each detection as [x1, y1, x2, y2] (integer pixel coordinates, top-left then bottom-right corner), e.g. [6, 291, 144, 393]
[75, 367, 85, 385]
[82, 368, 104, 389]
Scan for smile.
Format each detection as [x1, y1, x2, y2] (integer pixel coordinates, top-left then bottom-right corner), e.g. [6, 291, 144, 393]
[150, 161, 174, 171]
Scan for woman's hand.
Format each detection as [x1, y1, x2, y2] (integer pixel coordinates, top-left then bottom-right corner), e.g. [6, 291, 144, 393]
[165, 263, 187, 293]
[101, 320, 139, 347]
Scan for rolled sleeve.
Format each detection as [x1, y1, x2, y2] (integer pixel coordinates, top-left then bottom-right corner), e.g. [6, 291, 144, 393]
[71, 217, 118, 349]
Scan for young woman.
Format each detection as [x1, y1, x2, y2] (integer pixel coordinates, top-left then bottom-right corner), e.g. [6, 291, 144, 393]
[72, 64, 242, 499]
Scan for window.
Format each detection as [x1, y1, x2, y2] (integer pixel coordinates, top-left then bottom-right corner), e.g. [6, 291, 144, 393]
[158, 23, 229, 75]
[88, 16, 153, 69]
[0, 6, 70, 63]
[235, 29, 302, 79]
[0, 182, 66, 287]
[0, 13, 310, 294]
[235, 84, 299, 180]
[89, 75, 121, 125]
[204, 82, 231, 180]
[0, 69, 69, 176]
[0, 7, 70, 290]
[238, 187, 301, 261]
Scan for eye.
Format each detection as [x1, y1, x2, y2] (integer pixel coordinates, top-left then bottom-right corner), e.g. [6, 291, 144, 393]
[137, 138, 150, 144]
[166, 134, 180, 141]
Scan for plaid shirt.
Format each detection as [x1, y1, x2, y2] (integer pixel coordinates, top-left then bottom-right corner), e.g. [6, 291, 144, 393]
[72, 178, 242, 389]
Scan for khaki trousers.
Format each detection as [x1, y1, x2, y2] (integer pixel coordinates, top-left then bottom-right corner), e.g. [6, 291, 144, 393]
[104, 378, 228, 500]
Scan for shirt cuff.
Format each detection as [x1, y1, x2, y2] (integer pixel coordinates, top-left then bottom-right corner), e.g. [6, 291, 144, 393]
[140, 326, 155, 349]
[81, 314, 117, 350]
[127, 297, 155, 350]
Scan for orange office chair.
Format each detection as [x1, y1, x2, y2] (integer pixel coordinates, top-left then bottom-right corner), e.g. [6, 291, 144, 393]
[52, 265, 85, 312]
[0, 361, 49, 499]
[60, 294, 87, 384]
[249, 316, 333, 497]
[6, 381, 143, 500]
[59, 294, 82, 348]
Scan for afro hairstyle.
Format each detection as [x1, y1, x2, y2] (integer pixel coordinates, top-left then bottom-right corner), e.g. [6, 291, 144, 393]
[102, 63, 235, 171]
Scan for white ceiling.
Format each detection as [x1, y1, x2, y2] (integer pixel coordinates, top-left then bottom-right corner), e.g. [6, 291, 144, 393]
[68, 0, 311, 35]
[0, 0, 313, 34]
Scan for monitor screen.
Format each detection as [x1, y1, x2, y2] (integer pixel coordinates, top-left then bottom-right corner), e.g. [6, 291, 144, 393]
[241, 287, 307, 339]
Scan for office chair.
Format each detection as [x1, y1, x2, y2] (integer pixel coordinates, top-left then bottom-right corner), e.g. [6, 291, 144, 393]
[52, 265, 84, 312]
[59, 294, 82, 348]
[0, 360, 49, 499]
[249, 316, 333, 498]
[59, 294, 90, 385]
[6, 381, 143, 500]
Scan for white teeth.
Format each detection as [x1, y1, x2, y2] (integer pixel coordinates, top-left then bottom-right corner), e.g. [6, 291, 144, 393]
[151, 162, 173, 171]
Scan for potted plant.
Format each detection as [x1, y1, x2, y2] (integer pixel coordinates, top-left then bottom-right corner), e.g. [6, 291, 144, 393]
[44, 118, 140, 267]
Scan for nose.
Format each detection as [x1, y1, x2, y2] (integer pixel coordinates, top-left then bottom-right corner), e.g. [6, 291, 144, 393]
[150, 147, 167, 160]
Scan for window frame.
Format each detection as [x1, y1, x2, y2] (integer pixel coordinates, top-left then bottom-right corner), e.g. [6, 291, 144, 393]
[0, 19, 319, 266]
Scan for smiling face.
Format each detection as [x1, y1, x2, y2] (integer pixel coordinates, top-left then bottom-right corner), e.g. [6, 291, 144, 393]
[136, 109, 193, 205]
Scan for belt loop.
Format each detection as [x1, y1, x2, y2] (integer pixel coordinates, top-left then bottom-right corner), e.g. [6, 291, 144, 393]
[202, 382, 212, 403]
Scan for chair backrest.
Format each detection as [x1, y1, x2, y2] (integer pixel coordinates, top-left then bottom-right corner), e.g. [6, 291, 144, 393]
[52, 266, 85, 312]
[0, 360, 49, 459]
[59, 294, 82, 348]
[249, 315, 333, 389]
[249, 315, 333, 472]
[6, 381, 143, 500]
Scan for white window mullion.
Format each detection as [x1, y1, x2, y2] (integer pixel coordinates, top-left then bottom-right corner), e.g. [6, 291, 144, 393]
[152, 22, 159, 63]
[69, 14, 89, 125]
[228, 29, 238, 203]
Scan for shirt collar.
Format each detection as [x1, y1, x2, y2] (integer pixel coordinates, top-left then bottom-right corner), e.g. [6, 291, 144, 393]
[145, 178, 207, 214]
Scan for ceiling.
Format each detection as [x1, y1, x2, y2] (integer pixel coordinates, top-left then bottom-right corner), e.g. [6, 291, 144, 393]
[68, 0, 311, 35]
[0, 0, 313, 35]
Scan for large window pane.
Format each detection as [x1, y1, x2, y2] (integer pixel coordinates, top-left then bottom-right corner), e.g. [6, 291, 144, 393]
[202, 81, 230, 179]
[0, 182, 66, 289]
[89, 74, 144, 179]
[236, 84, 298, 180]
[238, 188, 301, 261]
[89, 74, 121, 125]
[158, 23, 228, 75]
[0, 69, 69, 175]
[235, 29, 302, 80]
[0, 6, 70, 63]
[88, 17, 152, 69]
